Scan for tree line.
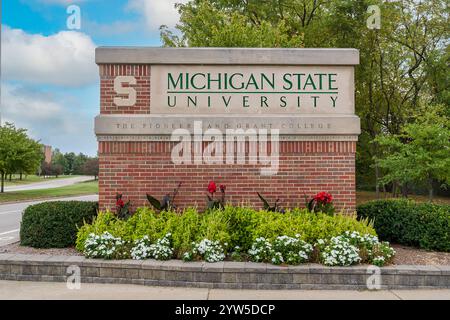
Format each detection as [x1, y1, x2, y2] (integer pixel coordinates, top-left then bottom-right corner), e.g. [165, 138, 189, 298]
[0, 122, 98, 193]
[160, 0, 450, 200]
[46, 149, 99, 180]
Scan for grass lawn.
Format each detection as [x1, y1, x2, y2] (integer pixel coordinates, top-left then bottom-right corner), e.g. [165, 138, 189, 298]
[2, 181, 448, 205]
[356, 190, 450, 205]
[0, 180, 98, 203]
[3, 174, 80, 186]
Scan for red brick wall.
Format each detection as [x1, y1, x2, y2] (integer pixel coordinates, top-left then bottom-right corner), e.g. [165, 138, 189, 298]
[98, 141, 356, 212]
[99, 64, 150, 114]
[98, 64, 357, 213]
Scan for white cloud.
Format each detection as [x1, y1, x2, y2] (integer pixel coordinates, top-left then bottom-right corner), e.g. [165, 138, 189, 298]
[1, 26, 97, 87]
[1, 83, 97, 155]
[127, 0, 189, 29]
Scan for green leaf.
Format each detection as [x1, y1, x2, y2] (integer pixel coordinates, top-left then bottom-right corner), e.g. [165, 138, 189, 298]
[146, 194, 162, 210]
[257, 192, 270, 210]
[307, 198, 315, 212]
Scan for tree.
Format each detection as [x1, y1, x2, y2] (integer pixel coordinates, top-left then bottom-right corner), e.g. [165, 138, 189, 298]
[0, 124, 14, 192]
[41, 162, 64, 178]
[0, 123, 43, 192]
[160, 0, 304, 48]
[41, 162, 52, 177]
[374, 105, 450, 200]
[15, 134, 43, 180]
[51, 149, 67, 175]
[162, 0, 449, 195]
[63, 152, 76, 175]
[73, 153, 88, 175]
[52, 163, 64, 178]
[81, 158, 99, 180]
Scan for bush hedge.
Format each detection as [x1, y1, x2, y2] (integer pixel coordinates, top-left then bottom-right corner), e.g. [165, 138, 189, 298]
[357, 199, 450, 252]
[76, 206, 376, 256]
[21, 201, 98, 248]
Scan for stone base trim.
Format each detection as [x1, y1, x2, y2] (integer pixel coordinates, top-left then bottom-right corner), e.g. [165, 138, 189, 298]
[1, 254, 448, 290]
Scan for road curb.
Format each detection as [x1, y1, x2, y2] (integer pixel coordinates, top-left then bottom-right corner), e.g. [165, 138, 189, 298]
[0, 254, 448, 290]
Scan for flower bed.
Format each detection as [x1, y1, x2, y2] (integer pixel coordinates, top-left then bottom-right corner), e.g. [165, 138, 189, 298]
[76, 206, 395, 267]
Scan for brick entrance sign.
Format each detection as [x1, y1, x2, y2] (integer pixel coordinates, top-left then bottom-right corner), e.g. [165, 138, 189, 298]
[95, 48, 360, 212]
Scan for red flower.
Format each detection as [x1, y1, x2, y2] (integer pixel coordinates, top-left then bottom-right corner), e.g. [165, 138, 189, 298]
[116, 198, 125, 208]
[207, 181, 217, 194]
[219, 184, 226, 192]
[313, 192, 332, 204]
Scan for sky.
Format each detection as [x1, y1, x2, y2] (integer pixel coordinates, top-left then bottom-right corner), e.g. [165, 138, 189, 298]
[1, 0, 188, 156]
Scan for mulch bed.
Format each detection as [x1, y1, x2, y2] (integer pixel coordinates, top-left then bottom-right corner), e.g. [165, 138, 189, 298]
[0, 243, 81, 256]
[391, 244, 450, 266]
[1, 242, 449, 266]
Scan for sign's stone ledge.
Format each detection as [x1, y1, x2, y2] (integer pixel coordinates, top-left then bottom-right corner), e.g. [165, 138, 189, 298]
[94, 114, 361, 136]
[95, 47, 360, 65]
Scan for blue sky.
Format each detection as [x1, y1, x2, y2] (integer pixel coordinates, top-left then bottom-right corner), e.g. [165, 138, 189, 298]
[1, 0, 186, 156]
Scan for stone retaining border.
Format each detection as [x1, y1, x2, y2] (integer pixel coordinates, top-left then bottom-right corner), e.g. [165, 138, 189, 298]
[0, 254, 449, 290]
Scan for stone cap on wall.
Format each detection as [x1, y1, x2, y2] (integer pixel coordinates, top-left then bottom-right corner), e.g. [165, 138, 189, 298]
[95, 47, 360, 66]
[1, 254, 448, 290]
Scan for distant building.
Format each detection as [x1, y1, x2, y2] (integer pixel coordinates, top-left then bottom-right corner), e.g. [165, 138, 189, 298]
[43, 145, 52, 164]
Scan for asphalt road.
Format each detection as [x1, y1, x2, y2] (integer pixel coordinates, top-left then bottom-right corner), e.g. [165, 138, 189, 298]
[4, 176, 94, 192]
[0, 194, 98, 246]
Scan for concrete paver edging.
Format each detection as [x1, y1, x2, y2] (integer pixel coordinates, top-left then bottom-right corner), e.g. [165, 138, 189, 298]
[0, 253, 448, 290]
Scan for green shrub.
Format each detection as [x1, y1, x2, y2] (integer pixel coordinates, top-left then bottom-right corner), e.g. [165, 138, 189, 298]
[75, 210, 129, 251]
[76, 206, 376, 257]
[249, 209, 375, 246]
[21, 201, 98, 248]
[357, 199, 450, 252]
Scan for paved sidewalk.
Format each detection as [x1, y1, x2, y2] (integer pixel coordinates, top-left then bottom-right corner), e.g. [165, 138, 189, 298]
[4, 176, 94, 192]
[0, 281, 449, 300]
